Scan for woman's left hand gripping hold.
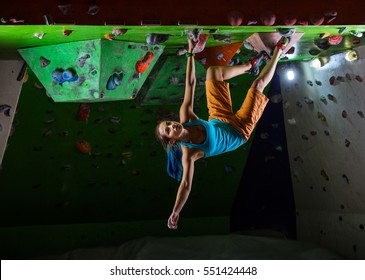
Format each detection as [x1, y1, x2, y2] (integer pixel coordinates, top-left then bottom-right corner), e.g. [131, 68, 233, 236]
[188, 35, 198, 53]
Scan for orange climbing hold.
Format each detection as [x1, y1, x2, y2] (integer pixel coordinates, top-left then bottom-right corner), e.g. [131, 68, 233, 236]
[135, 51, 154, 73]
[75, 140, 92, 154]
[63, 29, 72, 36]
[104, 34, 115, 40]
[194, 42, 243, 69]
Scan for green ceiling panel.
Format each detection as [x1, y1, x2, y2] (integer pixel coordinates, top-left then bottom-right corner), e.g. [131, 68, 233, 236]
[138, 55, 207, 105]
[18, 39, 164, 102]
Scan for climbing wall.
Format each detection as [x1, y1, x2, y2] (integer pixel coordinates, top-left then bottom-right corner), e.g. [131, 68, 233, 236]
[0, 68, 250, 258]
[139, 41, 257, 105]
[194, 42, 243, 69]
[138, 55, 207, 105]
[18, 40, 164, 102]
[280, 45, 365, 259]
[245, 32, 304, 56]
[0, 60, 24, 165]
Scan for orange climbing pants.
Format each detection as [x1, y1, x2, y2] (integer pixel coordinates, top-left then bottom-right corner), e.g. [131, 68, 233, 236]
[206, 80, 269, 141]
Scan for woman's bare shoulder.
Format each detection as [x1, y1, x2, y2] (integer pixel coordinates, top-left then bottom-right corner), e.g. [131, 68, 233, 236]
[181, 145, 205, 160]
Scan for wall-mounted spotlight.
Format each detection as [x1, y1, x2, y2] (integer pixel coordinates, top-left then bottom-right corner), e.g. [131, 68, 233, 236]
[278, 63, 296, 81]
[286, 69, 295, 80]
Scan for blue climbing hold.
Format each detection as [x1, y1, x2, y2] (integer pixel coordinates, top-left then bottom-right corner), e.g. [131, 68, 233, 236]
[51, 69, 65, 83]
[106, 72, 124, 90]
[62, 68, 78, 82]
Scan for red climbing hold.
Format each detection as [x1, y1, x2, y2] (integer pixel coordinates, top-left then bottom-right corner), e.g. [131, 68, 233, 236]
[135, 51, 154, 74]
[284, 14, 297, 26]
[328, 35, 343, 45]
[227, 10, 243, 26]
[193, 34, 209, 54]
[77, 103, 90, 121]
[309, 14, 324, 25]
[260, 11, 276, 26]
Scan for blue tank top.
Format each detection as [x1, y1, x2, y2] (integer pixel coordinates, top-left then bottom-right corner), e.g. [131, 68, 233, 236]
[180, 118, 245, 158]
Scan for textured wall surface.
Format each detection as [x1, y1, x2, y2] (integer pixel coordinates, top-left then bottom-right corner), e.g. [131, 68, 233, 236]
[19, 40, 164, 102]
[280, 45, 365, 259]
[0, 67, 250, 259]
[0, 60, 23, 164]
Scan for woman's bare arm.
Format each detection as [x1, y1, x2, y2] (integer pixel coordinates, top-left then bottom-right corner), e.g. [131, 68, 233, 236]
[179, 37, 198, 124]
[167, 147, 199, 229]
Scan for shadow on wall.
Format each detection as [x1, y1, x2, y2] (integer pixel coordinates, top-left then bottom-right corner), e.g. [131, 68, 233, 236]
[231, 73, 296, 240]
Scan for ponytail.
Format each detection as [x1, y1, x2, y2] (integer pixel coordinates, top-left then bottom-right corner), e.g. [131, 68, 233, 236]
[166, 143, 183, 181]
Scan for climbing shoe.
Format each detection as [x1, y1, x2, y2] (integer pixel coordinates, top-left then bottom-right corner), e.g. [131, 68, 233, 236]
[248, 50, 270, 76]
[276, 28, 296, 37]
[276, 36, 291, 50]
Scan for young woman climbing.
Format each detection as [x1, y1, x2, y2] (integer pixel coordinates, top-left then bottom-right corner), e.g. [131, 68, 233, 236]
[155, 34, 291, 229]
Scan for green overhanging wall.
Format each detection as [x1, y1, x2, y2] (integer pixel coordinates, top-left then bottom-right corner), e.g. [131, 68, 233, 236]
[18, 39, 164, 102]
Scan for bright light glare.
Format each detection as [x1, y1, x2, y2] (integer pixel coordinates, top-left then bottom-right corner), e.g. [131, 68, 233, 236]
[287, 70, 295, 80]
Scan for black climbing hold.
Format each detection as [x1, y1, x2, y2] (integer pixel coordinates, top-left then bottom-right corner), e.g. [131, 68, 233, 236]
[309, 48, 321, 55]
[315, 80, 322, 86]
[345, 139, 351, 147]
